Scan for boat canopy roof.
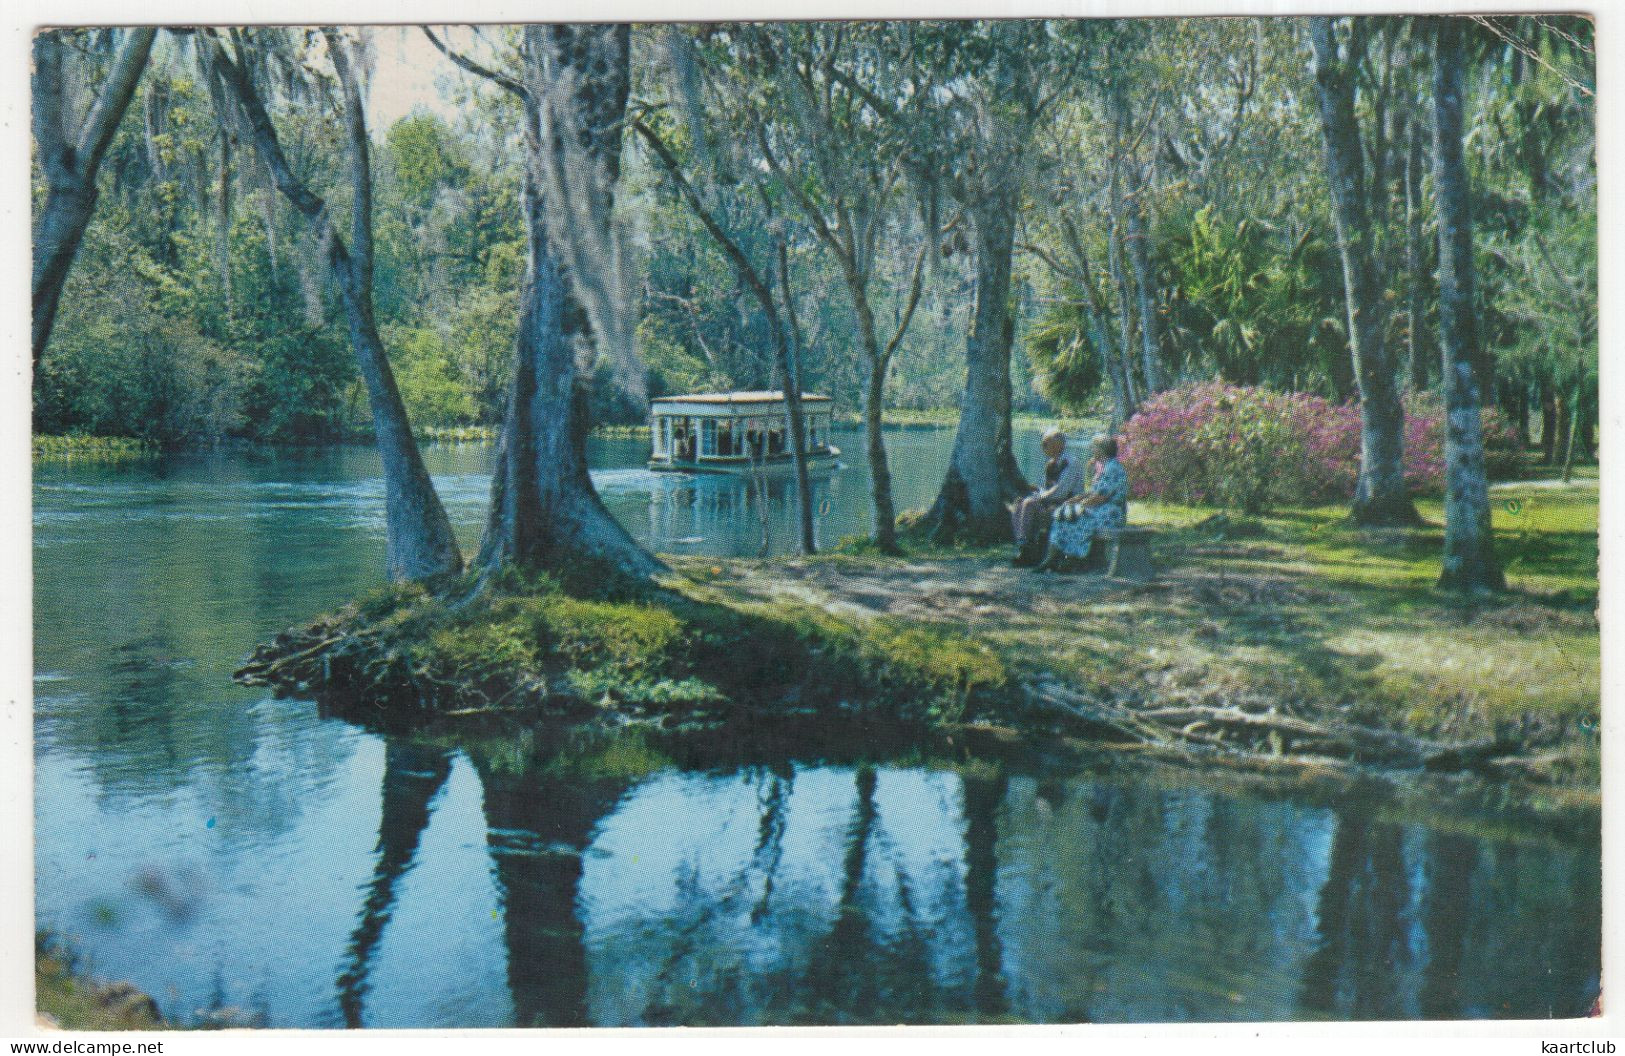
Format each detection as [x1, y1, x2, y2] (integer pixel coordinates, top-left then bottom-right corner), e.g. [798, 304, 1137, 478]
[650, 391, 832, 414]
[651, 391, 832, 406]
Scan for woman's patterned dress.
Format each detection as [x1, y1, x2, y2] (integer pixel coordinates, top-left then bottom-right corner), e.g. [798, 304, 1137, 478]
[1048, 458, 1129, 558]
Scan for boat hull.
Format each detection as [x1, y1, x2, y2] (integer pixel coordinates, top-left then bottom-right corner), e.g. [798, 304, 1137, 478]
[648, 446, 841, 474]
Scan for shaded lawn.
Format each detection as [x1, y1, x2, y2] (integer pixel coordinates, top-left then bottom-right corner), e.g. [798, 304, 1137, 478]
[1078, 485, 1598, 729]
[704, 482, 1598, 744]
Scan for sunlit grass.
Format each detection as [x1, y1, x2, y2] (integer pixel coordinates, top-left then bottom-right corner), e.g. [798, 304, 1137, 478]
[815, 482, 1598, 737]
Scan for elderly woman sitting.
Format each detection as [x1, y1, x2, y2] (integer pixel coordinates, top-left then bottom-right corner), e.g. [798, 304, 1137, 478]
[1040, 436, 1129, 573]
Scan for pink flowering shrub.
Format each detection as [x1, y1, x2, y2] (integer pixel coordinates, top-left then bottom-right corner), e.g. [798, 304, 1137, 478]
[1119, 383, 1521, 512]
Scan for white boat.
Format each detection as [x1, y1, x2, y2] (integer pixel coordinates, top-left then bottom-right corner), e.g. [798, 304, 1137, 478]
[647, 391, 840, 474]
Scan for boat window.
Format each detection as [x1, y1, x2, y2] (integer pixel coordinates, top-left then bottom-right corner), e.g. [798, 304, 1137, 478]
[717, 421, 735, 456]
[701, 419, 718, 457]
[673, 419, 695, 461]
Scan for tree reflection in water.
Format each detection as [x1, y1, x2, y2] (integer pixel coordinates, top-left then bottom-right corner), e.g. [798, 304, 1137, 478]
[332, 731, 1600, 1026]
[336, 741, 453, 1027]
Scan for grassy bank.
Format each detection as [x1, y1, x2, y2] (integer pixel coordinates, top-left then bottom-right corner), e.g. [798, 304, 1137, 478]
[32, 435, 158, 463]
[238, 479, 1596, 801]
[35, 933, 167, 1031]
[677, 479, 1597, 790]
[828, 408, 1104, 433]
[237, 564, 1009, 734]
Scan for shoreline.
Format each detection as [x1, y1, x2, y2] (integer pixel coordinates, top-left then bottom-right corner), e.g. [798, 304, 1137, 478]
[28, 413, 1100, 460]
[34, 933, 168, 1031]
[233, 482, 1599, 820]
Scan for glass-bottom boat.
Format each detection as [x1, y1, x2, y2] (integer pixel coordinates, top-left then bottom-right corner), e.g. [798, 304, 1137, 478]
[648, 391, 840, 473]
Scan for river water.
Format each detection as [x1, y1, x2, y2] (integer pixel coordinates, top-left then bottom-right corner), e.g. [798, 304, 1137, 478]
[33, 427, 1600, 1026]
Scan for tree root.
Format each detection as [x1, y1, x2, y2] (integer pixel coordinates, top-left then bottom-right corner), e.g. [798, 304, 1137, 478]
[1027, 682, 1558, 778]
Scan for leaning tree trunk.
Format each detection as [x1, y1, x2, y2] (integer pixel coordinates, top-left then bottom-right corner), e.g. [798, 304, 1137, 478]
[1431, 17, 1504, 593]
[922, 182, 1030, 543]
[478, 24, 663, 582]
[1561, 381, 1582, 484]
[849, 283, 900, 552]
[214, 31, 462, 581]
[1062, 213, 1135, 426]
[1310, 18, 1421, 527]
[1095, 309, 1135, 429]
[32, 28, 158, 366]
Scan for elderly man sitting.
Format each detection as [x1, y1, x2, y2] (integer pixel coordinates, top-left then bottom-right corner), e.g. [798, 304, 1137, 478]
[1040, 435, 1130, 573]
[1009, 428, 1087, 566]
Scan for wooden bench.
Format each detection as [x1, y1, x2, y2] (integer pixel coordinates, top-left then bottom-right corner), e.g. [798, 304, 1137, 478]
[1100, 526, 1155, 581]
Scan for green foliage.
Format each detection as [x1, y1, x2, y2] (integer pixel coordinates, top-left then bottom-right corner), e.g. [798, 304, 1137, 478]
[1024, 292, 1104, 408]
[32, 434, 157, 462]
[1165, 205, 1349, 397]
[35, 221, 253, 445]
[32, 20, 1596, 452]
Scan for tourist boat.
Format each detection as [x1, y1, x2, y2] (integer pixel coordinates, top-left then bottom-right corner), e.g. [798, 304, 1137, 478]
[648, 391, 840, 474]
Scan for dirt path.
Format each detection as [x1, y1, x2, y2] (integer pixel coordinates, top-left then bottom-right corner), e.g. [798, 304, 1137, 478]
[673, 553, 1127, 627]
[670, 550, 1336, 637]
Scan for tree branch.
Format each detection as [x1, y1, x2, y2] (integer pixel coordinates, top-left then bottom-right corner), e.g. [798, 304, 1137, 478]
[323, 28, 373, 287]
[633, 117, 778, 321]
[421, 26, 528, 101]
[73, 28, 158, 178]
[206, 30, 327, 221]
[883, 248, 927, 366]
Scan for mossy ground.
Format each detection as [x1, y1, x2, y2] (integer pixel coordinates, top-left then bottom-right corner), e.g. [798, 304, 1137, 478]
[243, 559, 1011, 734]
[242, 479, 1596, 791]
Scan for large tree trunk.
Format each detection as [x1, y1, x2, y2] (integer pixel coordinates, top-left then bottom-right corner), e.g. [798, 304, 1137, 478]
[1431, 17, 1504, 593]
[478, 25, 663, 582]
[863, 358, 899, 552]
[31, 28, 158, 366]
[1404, 118, 1430, 391]
[214, 31, 462, 581]
[477, 186, 660, 580]
[1310, 18, 1421, 527]
[922, 183, 1029, 543]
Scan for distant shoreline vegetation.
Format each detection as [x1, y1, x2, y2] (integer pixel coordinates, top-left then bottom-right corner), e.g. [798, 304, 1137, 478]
[32, 408, 1114, 461]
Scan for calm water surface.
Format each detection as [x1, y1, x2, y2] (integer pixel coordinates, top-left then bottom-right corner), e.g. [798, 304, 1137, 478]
[33, 428, 1600, 1026]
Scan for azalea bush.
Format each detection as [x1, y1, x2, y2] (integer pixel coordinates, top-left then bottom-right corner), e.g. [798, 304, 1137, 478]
[1119, 383, 1521, 512]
